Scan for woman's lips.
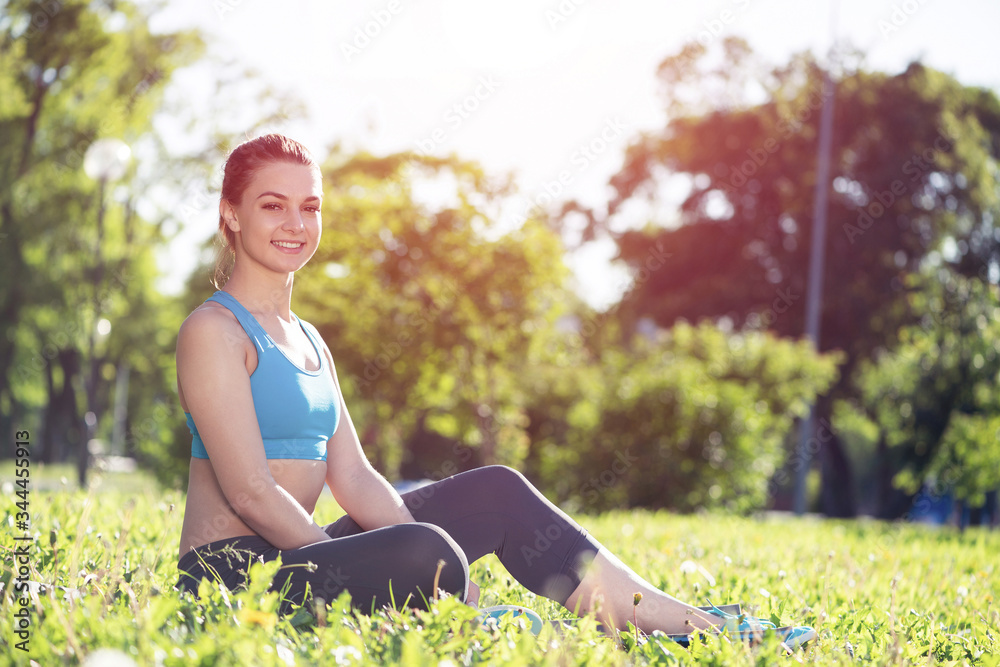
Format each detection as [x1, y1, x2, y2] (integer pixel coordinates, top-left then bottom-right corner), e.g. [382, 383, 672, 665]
[272, 240, 305, 252]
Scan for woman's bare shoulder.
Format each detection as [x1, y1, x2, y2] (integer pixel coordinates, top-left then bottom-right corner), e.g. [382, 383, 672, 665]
[177, 301, 246, 357]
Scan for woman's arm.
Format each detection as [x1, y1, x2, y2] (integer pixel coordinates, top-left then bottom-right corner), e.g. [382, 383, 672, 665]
[320, 342, 415, 530]
[177, 308, 330, 550]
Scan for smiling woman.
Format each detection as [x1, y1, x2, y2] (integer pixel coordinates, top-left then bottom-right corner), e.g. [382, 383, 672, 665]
[212, 136, 324, 289]
[172, 133, 815, 649]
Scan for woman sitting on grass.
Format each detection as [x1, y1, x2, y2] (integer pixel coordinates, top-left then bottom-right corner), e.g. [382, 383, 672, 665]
[174, 133, 815, 649]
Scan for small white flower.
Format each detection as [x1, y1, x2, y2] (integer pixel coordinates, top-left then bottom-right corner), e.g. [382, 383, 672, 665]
[276, 644, 295, 666]
[759, 588, 771, 598]
[332, 646, 362, 665]
[957, 585, 969, 598]
[680, 560, 698, 575]
[82, 649, 137, 667]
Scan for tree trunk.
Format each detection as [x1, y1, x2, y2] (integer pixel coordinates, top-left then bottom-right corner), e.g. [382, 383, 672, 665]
[53, 349, 82, 464]
[40, 352, 56, 463]
[873, 431, 913, 519]
[816, 393, 857, 517]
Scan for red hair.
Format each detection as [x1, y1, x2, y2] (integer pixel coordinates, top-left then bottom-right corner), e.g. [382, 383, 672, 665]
[213, 134, 320, 288]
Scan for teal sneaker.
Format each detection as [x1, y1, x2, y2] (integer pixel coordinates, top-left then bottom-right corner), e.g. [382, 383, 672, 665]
[477, 604, 544, 635]
[703, 601, 777, 642]
[667, 603, 816, 650]
[776, 625, 818, 650]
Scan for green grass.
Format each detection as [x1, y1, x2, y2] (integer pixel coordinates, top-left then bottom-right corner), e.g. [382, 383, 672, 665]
[2, 473, 999, 666]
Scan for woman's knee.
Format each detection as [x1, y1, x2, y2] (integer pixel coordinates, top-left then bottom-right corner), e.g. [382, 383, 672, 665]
[398, 522, 469, 599]
[471, 465, 534, 498]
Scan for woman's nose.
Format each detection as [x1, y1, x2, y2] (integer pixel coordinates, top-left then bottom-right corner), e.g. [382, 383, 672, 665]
[283, 212, 305, 231]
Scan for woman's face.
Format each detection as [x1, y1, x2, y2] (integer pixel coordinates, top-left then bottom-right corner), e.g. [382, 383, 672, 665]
[222, 161, 323, 276]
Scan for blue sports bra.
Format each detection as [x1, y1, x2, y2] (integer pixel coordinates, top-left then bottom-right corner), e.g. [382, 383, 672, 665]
[186, 290, 340, 461]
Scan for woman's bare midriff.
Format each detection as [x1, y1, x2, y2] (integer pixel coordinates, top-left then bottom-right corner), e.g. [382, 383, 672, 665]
[176, 299, 332, 557]
[178, 457, 327, 557]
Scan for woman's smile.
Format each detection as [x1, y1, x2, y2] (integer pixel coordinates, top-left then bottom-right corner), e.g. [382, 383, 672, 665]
[272, 240, 306, 252]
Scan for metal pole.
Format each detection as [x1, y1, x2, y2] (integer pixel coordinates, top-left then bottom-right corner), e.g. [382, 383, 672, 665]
[111, 362, 129, 456]
[793, 32, 837, 515]
[80, 175, 107, 488]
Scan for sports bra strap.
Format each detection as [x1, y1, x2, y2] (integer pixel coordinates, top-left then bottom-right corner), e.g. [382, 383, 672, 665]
[207, 291, 273, 353]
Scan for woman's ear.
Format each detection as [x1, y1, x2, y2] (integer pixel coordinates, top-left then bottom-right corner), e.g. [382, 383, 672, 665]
[220, 200, 240, 232]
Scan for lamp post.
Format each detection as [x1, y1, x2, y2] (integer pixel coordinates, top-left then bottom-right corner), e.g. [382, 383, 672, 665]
[793, 0, 838, 515]
[80, 138, 130, 486]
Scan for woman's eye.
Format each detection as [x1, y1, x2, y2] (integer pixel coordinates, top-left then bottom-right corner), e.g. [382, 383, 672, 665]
[263, 202, 281, 210]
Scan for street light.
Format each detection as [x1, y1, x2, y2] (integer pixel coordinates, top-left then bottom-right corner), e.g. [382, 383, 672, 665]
[79, 138, 130, 486]
[83, 138, 131, 183]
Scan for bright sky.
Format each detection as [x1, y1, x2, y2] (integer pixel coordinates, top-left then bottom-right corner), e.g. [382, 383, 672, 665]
[149, 0, 1000, 308]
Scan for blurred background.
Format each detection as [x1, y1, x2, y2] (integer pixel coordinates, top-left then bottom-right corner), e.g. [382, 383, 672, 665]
[1, 0, 997, 525]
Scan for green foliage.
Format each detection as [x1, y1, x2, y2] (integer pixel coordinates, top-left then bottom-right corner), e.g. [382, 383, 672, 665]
[933, 414, 1000, 507]
[860, 271, 1000, 505]
[0, 0, 203, 475]
[593, 38, 1000, 516]
[543, 322, 840, 513]
[294, 152, 573, 474]
[3, 485, 999, 665]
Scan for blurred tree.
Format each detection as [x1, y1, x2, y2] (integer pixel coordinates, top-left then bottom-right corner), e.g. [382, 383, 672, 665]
[549, 322, 840, 513]
[859, 271, 1000, 516]
[0, 0, 310, 488]
[291, 151, 572, 477]
[578, 38, 1000, 516]
[171, 146, 839, 512]
[0, 0, 204, 484]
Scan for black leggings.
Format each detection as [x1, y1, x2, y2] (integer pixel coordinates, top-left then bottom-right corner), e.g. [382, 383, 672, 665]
[176, 466, 602, 612]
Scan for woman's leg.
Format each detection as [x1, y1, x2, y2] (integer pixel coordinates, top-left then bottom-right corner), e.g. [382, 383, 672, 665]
[274, 522, 469, 611]
[323, 465, 719, 634]
[178, 523, 469, 613]
[325, 465, 601, 605]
